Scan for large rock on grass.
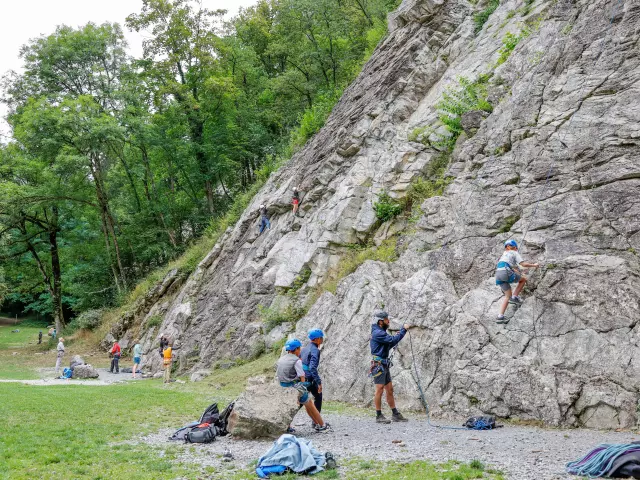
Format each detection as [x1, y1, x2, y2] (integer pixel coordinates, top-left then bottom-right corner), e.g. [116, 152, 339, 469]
[72, 364, 99, 379]
[228, 375, 300, 439]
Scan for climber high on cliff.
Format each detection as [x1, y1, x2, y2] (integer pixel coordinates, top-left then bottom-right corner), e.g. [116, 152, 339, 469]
[258, 204, 271, 235]
[292, 186, 301, 217]
[495, 240, 540, 323]
[370, 311, 410, 424]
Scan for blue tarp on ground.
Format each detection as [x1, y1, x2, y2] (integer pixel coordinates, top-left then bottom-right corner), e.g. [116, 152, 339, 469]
[256, 434, 325, 478]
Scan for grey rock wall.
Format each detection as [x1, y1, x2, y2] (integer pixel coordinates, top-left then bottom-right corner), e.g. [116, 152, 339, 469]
[125, 0, 640, 428]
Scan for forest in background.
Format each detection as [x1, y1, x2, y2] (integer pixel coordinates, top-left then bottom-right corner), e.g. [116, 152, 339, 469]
[0, 0, 397, 332]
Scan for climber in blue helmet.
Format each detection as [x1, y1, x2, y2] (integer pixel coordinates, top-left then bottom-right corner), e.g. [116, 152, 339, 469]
[495, 239, 540, 323]
[276, 338, 330, 432]
[301, 329, 325, 423]
[370, 311, 411, 424]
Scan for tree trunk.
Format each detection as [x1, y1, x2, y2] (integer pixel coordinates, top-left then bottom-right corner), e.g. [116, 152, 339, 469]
[48, 207, 65, 333]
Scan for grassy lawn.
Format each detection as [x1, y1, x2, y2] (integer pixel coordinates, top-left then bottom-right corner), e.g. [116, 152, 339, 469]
[0, 323, 507, 479]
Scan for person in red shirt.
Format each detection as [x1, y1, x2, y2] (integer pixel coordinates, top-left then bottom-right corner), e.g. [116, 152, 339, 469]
[109, 341, 121, 374]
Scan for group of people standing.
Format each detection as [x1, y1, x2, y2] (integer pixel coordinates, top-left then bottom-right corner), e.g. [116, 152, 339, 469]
[275, 312, 412, 430]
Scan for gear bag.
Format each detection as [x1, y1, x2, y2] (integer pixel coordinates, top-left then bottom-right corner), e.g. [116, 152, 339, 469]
[463, 415, 499, 430]
[185, 423, 219, 444]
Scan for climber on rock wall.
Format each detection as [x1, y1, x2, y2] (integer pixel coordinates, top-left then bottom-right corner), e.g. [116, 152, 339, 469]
[495, 240, 540, 323]
[370, 311, 410, 424]
[292, 186, 301, 217]
[258, 204, 271, 235]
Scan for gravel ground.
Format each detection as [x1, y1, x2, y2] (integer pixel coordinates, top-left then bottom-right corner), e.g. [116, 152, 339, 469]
[0, 367, 154, 386]
[140, 410, 639, 479]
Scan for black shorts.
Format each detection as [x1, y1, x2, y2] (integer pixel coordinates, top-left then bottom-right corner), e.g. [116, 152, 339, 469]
[373, 365, 392, 385]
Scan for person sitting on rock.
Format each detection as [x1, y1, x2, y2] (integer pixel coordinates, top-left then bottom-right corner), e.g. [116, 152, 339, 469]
[292, 186, 301, 217]
[370, 311, 410, 424]
[258, 204, 270, 235]
[301, 329, 324, 423]
[276, 338, 330, 432]
[109, 340, 121, 374]
[495, 239, 540, 323]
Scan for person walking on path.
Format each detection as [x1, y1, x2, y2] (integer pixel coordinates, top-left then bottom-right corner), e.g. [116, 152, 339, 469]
[292, 186, 301, 217]
[495, 239, 540, 323]
[370, 311, 410, 424]
[276, 339, 330, 432]
[258, 204, 271, 235]
[163, 343, 173, 383]
[55, 337, 65, 375]
[301, 329, 325, 418]
[38, 331, 42, 344]
[109, 340, 121, 374]
[132, 340, 142, 378]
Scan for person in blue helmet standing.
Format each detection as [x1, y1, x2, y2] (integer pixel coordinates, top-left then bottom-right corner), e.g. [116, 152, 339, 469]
[370, 311, 411, 424]
[276, 338, 330, 432]
[495, 239, 540, 323]
[301, 329, 324, 420]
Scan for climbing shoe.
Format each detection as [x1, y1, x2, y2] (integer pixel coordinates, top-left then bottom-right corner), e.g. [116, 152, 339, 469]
[392, 412, 408, 422]
[376, 414, 392, 424]
[314, 423, 331, 432]
[509, 296, 523, 306]
[496, 314, 505, 321]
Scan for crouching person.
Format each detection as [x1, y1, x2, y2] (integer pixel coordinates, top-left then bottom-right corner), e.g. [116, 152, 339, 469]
[276, 339, 330, 432]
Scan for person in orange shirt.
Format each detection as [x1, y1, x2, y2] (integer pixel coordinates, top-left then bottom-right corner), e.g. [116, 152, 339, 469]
[163, 344, 173, 383]
[109, 340, 121, 374]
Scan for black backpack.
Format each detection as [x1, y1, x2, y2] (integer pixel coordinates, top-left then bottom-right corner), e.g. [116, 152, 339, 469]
[463, 415, 498, 430]
[216, 401, 234, 436]
[199, 403, 220, 425]
[185, 423, 219, 444]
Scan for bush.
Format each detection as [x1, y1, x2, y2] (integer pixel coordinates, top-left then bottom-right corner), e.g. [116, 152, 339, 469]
[288, 90, 343, 153]
[75, 309, 104, 330]
[374, 191, 403, 222]
[146, 315, 162, 329]
[259, 303, 307, 333]
[496, 29, 530, 65]
[437, 76, 493, 150]
[473, 0, 500, 34]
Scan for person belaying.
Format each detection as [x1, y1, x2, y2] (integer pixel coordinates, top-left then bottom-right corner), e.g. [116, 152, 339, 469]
[163, 342, 173, 384]
[301, 329, 324, 421]
[109, 340, 121, 374]
[276, 338, 330, 432]
[495, 239, 540, 323]
[292, 186, 301, 217]
[258, 204, 271, 235]
[370, 311, 410, 424]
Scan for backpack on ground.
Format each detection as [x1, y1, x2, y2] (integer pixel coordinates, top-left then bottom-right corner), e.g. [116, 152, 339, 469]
[199, 402, 220, 425]
[463, 415, 499, 430]
[216, 401, 234, 436]
[168, 422, 199, 441]
[185, 423, 219, 444]
[62, 367, 73, 379]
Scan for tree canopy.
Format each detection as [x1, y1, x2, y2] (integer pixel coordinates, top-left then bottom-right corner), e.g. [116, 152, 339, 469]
[0, 0, 396, 329]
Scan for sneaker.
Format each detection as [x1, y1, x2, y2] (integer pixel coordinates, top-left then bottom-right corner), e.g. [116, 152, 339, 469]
[509, 296, 523, 305]
[314, 423, 331, 432]
[311, 422, 318, 429]
[496, 314, 505, 321]
[392, 412, 408, 422]
[286, 426, 296, 433]
[376, 414, 392, 424]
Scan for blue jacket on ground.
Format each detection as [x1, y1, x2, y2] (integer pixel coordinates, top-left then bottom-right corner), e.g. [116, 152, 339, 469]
[301, 342, 322, 385]
[370, 324, 407, 359]
[256, 434, 325, 477]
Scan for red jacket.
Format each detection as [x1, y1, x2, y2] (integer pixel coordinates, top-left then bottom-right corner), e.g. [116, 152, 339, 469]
[110, 343, 121, 356]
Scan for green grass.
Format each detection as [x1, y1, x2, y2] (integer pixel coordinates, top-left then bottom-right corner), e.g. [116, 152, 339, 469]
[342, 458, 504, 479]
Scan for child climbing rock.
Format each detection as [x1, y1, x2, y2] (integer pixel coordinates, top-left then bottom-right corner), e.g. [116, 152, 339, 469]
[495, 240, 539, 323]
[292, 186, 300, 216]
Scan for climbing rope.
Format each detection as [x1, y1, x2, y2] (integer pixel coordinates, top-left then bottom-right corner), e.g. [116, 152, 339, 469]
[566, 444, 640, 478]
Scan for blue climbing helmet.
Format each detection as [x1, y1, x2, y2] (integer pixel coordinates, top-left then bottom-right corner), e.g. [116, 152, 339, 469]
[504, 239, 518, 249]
[373, 311, 389, 323]
[284, 338, 302, 352]
[308, 329, 325, 340]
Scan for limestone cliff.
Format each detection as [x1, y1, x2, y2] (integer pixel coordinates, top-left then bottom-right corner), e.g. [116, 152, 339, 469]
[114, 0, 640, 429]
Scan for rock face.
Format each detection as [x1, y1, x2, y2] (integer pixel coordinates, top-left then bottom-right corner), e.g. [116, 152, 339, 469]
[69, 355, 85, 369]
[228, 375, 300, 439]
[72, 364, 99, 379]
[120, 0, 640, 428]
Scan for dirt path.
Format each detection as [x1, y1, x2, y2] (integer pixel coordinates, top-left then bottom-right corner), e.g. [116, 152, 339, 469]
[0, 368, 153, 386]
[140, 411, 639, 479]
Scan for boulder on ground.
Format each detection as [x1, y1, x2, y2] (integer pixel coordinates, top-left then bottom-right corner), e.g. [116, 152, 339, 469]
[190, 370, 211, 382]
[228, 375, 300, 439]
[72, 364, 99, 379]
[69, 355, 85, 369]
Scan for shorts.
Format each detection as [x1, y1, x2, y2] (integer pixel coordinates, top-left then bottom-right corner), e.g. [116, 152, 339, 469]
[373, 364, 392, 386]
[133, 357, 141, 365]
[294, 383, 310, 404]
[292, 198, 299, 205]
[495, 269, 520, 291]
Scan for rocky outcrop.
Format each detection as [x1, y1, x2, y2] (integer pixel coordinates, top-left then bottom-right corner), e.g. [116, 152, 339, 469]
[120, 0, 640, 428]
[72, 364, 99, 379]
[228, 376, 300, 439]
